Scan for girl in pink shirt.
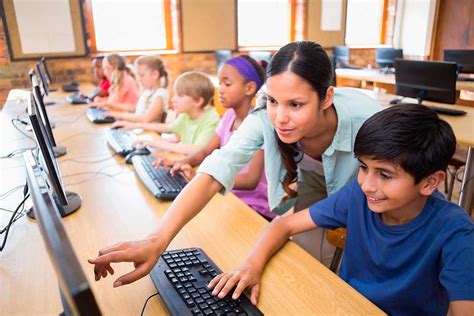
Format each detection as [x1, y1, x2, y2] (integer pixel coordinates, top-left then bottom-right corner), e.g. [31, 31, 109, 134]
[91, 53, 139, 112]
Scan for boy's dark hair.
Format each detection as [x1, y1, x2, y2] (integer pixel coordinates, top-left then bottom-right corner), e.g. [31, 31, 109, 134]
[266, 41, 333, 199]
[354, 104, 456, 184]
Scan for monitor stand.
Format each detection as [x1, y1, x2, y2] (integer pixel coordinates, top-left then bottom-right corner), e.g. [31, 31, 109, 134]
[53, 145, 67, 157]
[27, 191, 82, 219]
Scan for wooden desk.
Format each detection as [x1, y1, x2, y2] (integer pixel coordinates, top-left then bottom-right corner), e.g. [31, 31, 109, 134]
[0, 90, 384, 314]
[358, 89, 474, 214]
[336, 68, 474, 93]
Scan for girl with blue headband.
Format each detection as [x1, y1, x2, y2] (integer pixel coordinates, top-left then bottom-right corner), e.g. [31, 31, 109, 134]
[89, 41, 382, 289]
[155, 55, 274, 220]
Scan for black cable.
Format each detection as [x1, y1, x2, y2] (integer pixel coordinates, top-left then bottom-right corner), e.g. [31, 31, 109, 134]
[11, 118, 36, 143]
[0, 191, 30, 251]
[140, 292, 160, 316]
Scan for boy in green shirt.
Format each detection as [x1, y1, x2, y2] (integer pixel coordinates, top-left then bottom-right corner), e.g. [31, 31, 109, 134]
[112, 71, 220, 154]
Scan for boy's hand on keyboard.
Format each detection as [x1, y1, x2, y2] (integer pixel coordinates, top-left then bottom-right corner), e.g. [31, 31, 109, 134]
[208, 262, 263, 305]
[88, 235, 165, 287]
[153, 156, 176, 170]
[112, 120, 135, 130]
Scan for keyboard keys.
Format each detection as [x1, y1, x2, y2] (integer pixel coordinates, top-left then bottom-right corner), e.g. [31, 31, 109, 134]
[150, 248, 263, 316]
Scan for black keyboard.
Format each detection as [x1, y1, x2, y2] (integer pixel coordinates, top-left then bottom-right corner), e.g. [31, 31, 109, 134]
[457, 76, 474, 82]
[66, 93, 89, 105]
[132, 155, 187, 200]
[150, 247, 263, 316]
[86, 107, 115, 123]
[428, 106, 467, 116]
[106, 129, 136, 156]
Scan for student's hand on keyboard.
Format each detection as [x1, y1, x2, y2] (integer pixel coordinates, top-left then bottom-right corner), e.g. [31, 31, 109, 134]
[112, 120, 135, 130]
[88, 235, 165, 287]
[105, 110, 122, 119]
[153, 156, 176, 170]
[208, 262, 263, 306]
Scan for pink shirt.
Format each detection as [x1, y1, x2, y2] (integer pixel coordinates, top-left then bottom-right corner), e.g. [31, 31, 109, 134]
[215, 109, 274, 219]
[107, 73, 139, 108]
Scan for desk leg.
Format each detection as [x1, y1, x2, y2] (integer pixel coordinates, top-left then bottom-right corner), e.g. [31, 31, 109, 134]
[459, 146, 473, 216]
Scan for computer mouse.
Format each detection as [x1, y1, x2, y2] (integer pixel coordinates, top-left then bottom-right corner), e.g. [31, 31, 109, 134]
[124, 147, 151, 164]
[389, 98, 401, 105]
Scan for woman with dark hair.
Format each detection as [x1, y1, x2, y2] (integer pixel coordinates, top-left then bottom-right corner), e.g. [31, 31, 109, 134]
[89, 41, 381, 287]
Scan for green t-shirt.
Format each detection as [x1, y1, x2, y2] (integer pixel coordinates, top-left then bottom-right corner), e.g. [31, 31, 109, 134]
[169, 108, 220, 145]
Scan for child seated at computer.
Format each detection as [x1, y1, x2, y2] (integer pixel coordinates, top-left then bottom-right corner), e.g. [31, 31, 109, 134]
[112, 71, 220, 155]
[208, 104, 474, 315]
[105, 55, 169, 123]
[156, 55, 273, 220]
[91, 56, 111, 99]
[91, 53, 139, 112]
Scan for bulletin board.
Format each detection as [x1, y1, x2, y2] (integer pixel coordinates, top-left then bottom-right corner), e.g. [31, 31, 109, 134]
[307, 0, 347, 48]
[0, 0, 87, 60]
[180, 0, 237, 53]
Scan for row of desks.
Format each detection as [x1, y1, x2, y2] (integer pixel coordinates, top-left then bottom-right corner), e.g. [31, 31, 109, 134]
[0, 90, 384, 314]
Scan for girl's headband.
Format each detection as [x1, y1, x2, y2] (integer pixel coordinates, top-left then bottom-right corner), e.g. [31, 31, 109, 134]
[224, 56, 262, 91]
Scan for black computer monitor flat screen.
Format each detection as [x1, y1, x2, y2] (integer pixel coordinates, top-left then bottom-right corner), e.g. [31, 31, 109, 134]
[394, 59, 457, 104]
[23, 150, 101, 316]
[444, 49, 474, 74]
[36, 62, 50, 96]
[27, 93, 68, 205]
[41, 57, 53, 84]
[31, 72, 58, 147]
[376, 48, 403, 68]
[333, 46, 350, 64]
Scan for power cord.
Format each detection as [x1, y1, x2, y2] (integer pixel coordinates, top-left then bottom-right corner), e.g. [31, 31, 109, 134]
[0, 183, 29, 252]
[0, 185, 24, 200]
[59, 152, 118, 164]
[11, 118, 36, 143]
[0, 147, 37, 160]
[140, 292, 160, 316]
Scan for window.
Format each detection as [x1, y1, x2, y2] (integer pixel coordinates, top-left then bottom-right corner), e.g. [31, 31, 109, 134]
[237, 0, 292, 48]
[345, 0, 384, 45]
[87, 0, 172, 52]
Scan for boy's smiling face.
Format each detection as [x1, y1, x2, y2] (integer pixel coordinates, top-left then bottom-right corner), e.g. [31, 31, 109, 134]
[357, 156, 443, 225]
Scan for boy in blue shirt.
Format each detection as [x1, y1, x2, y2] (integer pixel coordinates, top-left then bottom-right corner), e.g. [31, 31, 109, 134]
[209, 104, 474, 315]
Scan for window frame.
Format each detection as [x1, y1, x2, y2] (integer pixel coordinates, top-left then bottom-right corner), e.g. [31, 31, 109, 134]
[84, 0, 175, 54]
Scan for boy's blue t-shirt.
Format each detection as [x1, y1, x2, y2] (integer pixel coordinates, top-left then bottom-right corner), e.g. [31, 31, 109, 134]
[309, 179, 474, 316]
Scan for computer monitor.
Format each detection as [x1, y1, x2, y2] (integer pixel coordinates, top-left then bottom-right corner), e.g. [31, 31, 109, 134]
[27, 92, 81, 218]
[376, 48, 403, 68]
[36, 62, 50, 96]
[215, 50, 233, 71]
[23, 150, 101, 316]
[40, 57, 54, 85]
[333, 46, 350, 67]
[394, 59, 457, 104]
[29, 70, 67, 157]
[443, 49, 474, 74]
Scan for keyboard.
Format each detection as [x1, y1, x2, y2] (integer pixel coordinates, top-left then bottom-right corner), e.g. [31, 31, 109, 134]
[63, 82, 80, 92]
[66, 93, 89, 105]
[457, 76, 474, 82]
[150, 247, 263, 316]
[428, 106, 467, 116]
[106, 129, 136, 156]
[86, 107, 115, 123]
[132, 155, 187, 200]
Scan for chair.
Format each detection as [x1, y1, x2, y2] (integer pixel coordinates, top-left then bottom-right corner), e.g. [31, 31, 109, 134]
[446, 146, 467, 201]
[326, 227, 346, 272]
